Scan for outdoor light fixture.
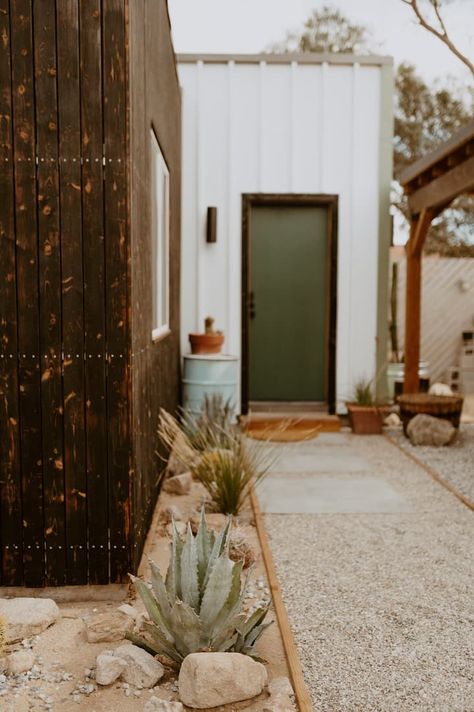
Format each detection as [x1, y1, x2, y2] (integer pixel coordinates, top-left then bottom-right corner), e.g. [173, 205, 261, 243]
[206, 206, 217, 243]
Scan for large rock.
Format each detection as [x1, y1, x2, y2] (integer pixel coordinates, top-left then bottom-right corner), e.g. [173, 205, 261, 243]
[407, 414, 456, 447]
[7, 650, 36, 675]
[178, 652, 267, 709]
[163, 472, 192, 496]
[263, 677, 297, 712]
[114, 644, 164, 689]
[95, 651, 126, 686]
[144, 698, 184, 712]
[0, 598, 60, 643]
[85, 610, 134, 643]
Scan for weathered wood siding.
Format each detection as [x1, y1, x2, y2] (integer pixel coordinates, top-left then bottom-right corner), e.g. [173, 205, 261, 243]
[0, 0, 180, 586]
[128, 0, 181, 571]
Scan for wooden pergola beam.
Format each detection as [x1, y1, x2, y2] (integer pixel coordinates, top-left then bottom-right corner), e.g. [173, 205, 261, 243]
[407, 154, 474, 215]
[404, 210, 433, 394]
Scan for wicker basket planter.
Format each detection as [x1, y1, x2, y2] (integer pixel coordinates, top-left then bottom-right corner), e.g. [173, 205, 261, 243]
[397, 394, 464, 434]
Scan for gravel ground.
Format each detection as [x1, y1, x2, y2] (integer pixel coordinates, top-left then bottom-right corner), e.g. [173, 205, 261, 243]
[264, 434, 474, 712]
[389, 424, 474, 506]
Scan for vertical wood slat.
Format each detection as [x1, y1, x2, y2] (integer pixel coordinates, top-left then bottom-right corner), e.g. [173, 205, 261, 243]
[34, 0, 66, 586]
[56, 0, 88, 584]
[11, 0, 44, 586]
[0, 0, 23, 586]
[80, 0, 108, 584]
[103, 0, 131, 582]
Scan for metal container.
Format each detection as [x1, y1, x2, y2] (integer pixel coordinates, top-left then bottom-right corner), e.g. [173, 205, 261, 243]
[183, 354, 239, 416]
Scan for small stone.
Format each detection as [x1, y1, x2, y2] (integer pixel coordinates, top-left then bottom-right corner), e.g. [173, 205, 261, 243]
[0, 598, 60, 643]
[145, 697, 184, 712]
[407, 414, 456, 447]
[117, 604, 139, 621]
[8, 650, 36, 675]
[84, 610, 134, 643]
[114, 644, 164, 689]
[178, 652, 267, 708]
[384, 412, 401, 427]
[429, 382, 453, 396]
[163, 472, 192, 495]
[95, 651, 126, 686]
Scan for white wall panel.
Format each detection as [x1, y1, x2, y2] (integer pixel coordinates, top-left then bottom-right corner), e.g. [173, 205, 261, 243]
[178, 57, 388, 412]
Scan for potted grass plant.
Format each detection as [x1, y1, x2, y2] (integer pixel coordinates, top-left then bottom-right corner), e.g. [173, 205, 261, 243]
[346, 378, 383, 435]
[189, 316, 224, 355]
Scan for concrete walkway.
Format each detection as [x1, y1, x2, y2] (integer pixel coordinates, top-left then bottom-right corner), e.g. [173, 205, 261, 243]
[258, 432, 474, 712]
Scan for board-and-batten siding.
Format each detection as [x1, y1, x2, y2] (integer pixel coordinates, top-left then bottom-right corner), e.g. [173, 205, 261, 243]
[395, 256, 474, 382]
[178, 58, 389, 411]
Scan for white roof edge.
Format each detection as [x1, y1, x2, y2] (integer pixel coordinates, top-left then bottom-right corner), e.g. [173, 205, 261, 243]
[177, 52, 393, 67]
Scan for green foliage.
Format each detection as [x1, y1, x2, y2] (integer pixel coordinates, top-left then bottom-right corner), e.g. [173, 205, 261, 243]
[268, 5, 372, 54]
[353, 379, 375, 406]
[194, 437, 272, 516]
[128, 511, 271, 664]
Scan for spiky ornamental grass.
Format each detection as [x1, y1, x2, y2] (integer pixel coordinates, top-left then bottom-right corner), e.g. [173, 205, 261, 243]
[127, 510, 271, 664]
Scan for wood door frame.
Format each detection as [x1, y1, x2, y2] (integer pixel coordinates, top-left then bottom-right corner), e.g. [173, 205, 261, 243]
[241, 193, 338, 415]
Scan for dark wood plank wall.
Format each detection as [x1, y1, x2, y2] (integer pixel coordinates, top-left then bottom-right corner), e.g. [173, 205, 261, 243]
[127, 0, 181, 571]
[0, 0, 137, 586]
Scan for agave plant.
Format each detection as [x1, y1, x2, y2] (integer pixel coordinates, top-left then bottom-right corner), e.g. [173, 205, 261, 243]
[127, 510, 271, 664]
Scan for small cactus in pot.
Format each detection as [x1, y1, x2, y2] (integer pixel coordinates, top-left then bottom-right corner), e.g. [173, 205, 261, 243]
[127, 509, 271, 664]
[189, 317, 224, 354]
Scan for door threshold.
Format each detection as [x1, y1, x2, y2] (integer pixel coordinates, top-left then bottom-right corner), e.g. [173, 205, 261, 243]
[249, 400, 328, 414]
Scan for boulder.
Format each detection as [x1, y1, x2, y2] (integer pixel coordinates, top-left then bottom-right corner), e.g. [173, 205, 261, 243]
[178, 652, 267, 709]
[7, 650, 36, 675]
[95, 651, 126, 686]
[144, 698, 184, 712]
[84, 610, 134, 643]
[0, 598, 60, 643]
[163, 472, 192, 496]
[114, 644, 164, 689]
[263, 677, 296, 712]
[407, 414, 455, 447]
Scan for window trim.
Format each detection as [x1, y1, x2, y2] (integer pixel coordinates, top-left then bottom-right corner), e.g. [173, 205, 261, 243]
[150, 127, 171, 342]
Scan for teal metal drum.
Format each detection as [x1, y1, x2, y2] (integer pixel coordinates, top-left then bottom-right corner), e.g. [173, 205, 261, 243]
[183, 354, 239, 416]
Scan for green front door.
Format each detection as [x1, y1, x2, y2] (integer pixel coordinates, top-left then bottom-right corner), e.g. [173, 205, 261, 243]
[249, 205, 328, 402]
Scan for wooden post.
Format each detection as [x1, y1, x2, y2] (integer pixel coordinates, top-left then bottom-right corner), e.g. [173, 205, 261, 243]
[404, 211, 432, 393]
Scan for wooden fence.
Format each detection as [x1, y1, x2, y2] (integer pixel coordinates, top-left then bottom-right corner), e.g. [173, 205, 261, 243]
[0, 0, 181, 587]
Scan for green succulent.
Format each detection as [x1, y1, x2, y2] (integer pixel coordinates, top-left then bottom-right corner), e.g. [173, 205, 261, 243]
[127, 510, 271, 664]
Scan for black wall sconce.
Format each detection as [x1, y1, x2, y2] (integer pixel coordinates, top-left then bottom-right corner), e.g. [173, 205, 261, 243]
[206, 206, 217, 243]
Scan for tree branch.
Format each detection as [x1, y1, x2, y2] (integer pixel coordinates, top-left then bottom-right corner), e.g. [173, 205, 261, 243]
[402, 0, 474, 76]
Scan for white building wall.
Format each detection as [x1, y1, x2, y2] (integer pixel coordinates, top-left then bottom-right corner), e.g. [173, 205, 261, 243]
[178, 56, 388, 412]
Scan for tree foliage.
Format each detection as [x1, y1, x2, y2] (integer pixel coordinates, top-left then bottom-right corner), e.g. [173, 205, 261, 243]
[269, 5, 474, 256]
[268, 5, 373, 54]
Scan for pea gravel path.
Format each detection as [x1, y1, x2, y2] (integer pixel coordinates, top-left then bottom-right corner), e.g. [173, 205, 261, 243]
[260, 432, 474, 712]
[389, 424, 474, 506]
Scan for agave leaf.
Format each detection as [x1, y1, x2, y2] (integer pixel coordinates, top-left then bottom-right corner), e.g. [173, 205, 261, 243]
[169, 600, 205, 658]
[149, 559, 172, 621]
[142, 621, 182, 663]
[243, 620, 273, 649]
[131, 577, 174, 643]
[200, 554, 235, 632]
[209, 559, 243, 643]
[165, 520, 183, 600]
[217, 632, 238, 652]
[180, 524, 200, 612]
[237, 604, 270, 639]
[203, 516, 232, 590]
[212, 612, 246, 652]
[196, 507, 212, 589]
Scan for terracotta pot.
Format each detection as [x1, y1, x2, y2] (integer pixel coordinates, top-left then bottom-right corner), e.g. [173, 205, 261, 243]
[189, 332, 224, 355]
[346, 404, 383, 435]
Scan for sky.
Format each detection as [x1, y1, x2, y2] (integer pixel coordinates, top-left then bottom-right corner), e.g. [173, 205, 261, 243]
[168, 0, 474, 85]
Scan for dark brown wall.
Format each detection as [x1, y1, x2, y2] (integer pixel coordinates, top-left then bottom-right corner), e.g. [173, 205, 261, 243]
[0, 0, 180, 585]
[127, 0, 181, 570]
